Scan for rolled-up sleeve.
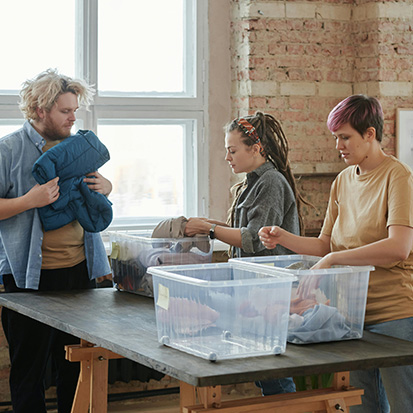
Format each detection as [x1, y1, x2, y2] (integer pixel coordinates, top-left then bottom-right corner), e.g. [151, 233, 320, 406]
[238, 175, 294, 254]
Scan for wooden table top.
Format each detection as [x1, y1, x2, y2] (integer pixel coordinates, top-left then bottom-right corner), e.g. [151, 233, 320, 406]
[0, 288, 412, 387]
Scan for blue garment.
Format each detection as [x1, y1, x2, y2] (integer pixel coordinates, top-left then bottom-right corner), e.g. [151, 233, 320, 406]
[287, 304, 352, 344]
[32, 129, 113, 233]
[0, 121, 111, 289]
[350, 317, 413, 413]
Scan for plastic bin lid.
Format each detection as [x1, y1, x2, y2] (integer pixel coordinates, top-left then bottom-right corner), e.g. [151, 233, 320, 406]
[106, 230, 212, 243]
[147, 262, 297, 286]
[230, 255, 375, 275]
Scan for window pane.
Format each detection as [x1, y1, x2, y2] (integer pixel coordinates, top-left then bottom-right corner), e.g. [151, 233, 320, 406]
[97, 123, 184, 220]
[0, 121, 25, 137]
[98, 0, 187, 94]
[0, 0, 75, 92]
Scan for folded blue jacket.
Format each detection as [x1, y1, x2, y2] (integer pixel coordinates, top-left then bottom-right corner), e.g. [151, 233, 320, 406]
[32, 129, 113, 233]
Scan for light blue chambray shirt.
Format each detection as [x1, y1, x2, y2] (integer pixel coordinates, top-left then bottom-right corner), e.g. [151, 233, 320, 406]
[0, 121, 111, 289]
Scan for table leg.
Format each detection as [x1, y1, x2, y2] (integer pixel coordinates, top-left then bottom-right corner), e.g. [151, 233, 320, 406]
[71, 358, 91, 413]
[181, 384, 222, 413]
[66, 340, 124, 413]
[180, 382, 197, 412]
[90, 354, 109, 412]
[332, 372, 350, 390]
[197, 386, 221, 408]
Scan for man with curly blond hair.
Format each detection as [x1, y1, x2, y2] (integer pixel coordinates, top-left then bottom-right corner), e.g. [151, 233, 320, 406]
[0, 69, 112, 413]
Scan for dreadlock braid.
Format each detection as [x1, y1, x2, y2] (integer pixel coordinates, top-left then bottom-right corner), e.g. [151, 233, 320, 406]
[225, 111, 310, 235]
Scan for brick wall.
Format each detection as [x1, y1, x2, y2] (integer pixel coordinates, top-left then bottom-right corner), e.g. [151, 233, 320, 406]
[229, 0, 413, 233]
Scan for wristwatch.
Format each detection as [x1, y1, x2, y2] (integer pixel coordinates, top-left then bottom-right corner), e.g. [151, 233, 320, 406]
[209, 224, 217, 240]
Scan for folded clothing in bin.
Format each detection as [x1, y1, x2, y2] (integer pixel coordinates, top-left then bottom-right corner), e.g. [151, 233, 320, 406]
[149, 262, 295, 361]
[156, 297, 220, 335]
[229, 255, 373, 344]
[152, 216, 211, 253]
[108, 228, 213, 297]
[287, 304, 351, 344]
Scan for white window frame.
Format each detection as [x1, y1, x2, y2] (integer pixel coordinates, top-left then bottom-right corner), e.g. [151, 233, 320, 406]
[0, 0, 209, 231]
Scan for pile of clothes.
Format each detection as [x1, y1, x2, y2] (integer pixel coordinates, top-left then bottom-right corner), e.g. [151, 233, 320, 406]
[111, 217, 212, 296]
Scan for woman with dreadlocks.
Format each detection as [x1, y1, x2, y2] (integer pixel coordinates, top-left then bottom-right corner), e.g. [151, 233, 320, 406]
[184, 111, 307, 396]
[185, 111, 306, 259]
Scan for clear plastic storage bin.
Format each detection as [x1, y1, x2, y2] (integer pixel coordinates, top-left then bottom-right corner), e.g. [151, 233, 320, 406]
[230, 255, 373, 344]
[107, 231, 214, 297]
[147, 262, 296, 361]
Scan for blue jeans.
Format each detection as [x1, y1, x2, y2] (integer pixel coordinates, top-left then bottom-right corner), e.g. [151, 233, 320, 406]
[255, 377, 296, 396]
[350, 317, 413, 413]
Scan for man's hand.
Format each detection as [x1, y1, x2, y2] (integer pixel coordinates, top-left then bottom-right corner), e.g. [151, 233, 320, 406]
[25, 177, 60, 208]
[84, 171, 112, 196]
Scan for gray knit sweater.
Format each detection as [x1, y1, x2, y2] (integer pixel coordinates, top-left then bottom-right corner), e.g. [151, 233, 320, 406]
[232, 162, 300, 258]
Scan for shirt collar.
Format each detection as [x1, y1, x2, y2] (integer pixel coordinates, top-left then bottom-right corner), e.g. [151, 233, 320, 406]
[24, 120, 46, 152]
[246, 161, 274, 181]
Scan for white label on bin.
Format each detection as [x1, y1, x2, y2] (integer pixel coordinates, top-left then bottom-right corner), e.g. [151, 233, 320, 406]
[261, 262, 275, 266]
[157, 284, 170, 310]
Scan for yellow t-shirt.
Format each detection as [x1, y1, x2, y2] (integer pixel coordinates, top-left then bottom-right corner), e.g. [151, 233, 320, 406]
[40, 139, 86, 269]
[41, 221, 86, 269]
[321, 155, 413, 325]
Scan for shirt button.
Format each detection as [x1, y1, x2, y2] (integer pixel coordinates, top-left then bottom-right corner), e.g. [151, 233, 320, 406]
[40, 236, 43, 240]
[39, 254, 42, 258]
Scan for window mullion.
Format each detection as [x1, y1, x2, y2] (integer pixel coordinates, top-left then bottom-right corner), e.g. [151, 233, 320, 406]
[76, 0, 98, 131]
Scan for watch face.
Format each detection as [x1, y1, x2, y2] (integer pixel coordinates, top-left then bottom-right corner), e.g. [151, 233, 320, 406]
[209, 224, 217, 239]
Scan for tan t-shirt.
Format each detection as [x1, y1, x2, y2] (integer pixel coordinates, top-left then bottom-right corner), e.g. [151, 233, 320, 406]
[40, 139, 86, 269]
[41, 221, 86, 269]
[321, 156, 413, 325]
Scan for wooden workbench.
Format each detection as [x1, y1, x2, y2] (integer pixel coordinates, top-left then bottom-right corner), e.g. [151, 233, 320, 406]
[0, 288, 412, 412]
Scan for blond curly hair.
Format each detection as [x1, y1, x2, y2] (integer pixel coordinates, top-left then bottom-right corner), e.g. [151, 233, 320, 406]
[19, 68, 95, 121]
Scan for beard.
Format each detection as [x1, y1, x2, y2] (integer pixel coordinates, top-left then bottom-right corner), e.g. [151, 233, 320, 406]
[42, 118, 73, 141]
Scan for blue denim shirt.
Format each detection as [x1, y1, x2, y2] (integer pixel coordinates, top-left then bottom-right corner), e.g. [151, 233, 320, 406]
[0, 121, 111, 289]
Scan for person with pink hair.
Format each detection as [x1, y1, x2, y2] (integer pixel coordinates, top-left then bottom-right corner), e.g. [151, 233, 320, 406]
[259, 94, 413, 412]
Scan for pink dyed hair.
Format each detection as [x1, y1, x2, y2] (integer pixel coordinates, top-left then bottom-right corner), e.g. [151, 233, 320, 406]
[327, 94, 384, 142]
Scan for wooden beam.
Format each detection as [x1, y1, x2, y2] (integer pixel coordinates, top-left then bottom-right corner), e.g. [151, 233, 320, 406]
[183, 387, 363, 413]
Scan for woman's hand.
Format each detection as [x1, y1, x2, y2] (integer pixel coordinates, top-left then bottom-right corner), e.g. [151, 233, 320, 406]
[296, 274, 321, 299]
[84, 171, 112, 196]
[258, 226, 283, 249]
[296, 254, 333, 298]
[184, 217, 210, 237]
[310, 253, 334, 270]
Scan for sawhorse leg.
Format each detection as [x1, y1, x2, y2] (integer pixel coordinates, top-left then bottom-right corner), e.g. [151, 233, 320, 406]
[180, 382, 221, 413]
[65, 339, 124, 413]
[323, 372, 351, 413]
